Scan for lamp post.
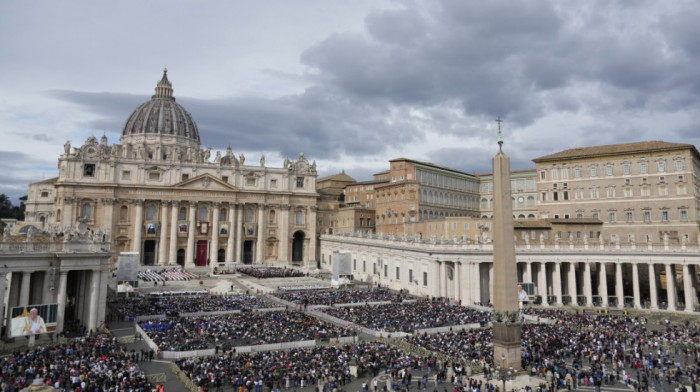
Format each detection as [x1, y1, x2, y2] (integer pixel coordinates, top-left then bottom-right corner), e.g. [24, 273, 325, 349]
[494, 354, 515, 392]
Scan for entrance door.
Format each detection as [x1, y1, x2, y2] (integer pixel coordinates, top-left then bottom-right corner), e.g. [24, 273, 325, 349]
[243, 241, 254, 264]
[196, 240, 208, 266]
[143, 240, 156, 265]
[292, 231, 305, 263]
[177, 249, 185, 266]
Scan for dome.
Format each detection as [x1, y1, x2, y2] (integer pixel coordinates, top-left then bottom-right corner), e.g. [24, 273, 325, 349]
[121, 69, 200, 142]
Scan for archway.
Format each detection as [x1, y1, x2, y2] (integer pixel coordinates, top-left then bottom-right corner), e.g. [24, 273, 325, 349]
[292, 231, 305, 263]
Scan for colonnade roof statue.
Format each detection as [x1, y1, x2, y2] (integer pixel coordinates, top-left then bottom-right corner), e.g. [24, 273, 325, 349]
[490, 117, 522, 370]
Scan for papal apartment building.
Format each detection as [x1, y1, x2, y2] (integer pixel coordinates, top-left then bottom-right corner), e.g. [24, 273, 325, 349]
[25, 70, 319, 268]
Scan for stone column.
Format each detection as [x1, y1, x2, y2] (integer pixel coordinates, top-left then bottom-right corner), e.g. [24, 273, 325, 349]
[101, 198, 115, 234]
[537, 262, 547, 306]
[454, 262, 461, 303]
[279, 205, 290, 263]
[615, 263, 624, 308]
[63, 197, 75, 226]
[308, 206, 318, 264]
[433, 261, 441, 299]
[648, 263, 658, 309]
[132, 200, 144, 253]
[488, 262, 494, 304]
[56, 271, 68, 334]
[226, 203, 235, 262]
[211, 202, 220, 268]
[632, 263, 641, 309]
[169, 201, 179, 264]
[525, 262, 533, 283]
[158, 201, 169, 265]
[87, 269, 100, 332]
[472, 263, 481, 304]
[665, 264, 676, 311]
[19, 271, 31, 307]
[567, 262, 577, 304]
[553, 262, 563, 306]
[97, 269, 109, 327]
[235, 204, 243, 263]
[439, 261, 447, 298]
[0, 273, 6, 319]
[682, 264, 695, 312]
[583, 262, 593, 306]
[185, 201, 196, 268]
[255, 205, 265, 263]
[599, 263, 609, 307]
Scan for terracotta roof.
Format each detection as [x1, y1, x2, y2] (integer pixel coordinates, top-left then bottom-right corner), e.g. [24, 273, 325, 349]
[514, 219, 551, 229]
[347, 179, 389, 186]
[547, 218, 603, 225]
[533, 141, 698, 163]
[389, 157, 477, 179]
[29, 177, 58, 185]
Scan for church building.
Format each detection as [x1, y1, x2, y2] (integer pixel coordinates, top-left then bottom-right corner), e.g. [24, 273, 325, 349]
[25, 70, 318, 268]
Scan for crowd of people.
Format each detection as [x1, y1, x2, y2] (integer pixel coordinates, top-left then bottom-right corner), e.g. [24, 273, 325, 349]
[236, 266, 306, 279]
[323, 300, 491, 332]
[275, 288, 399, 307]
[0, 334, 153, 392]
[175, 342, 433, 392]
[139, 310, 348, 351]
[137, 268, 200, 282]
[108, 294, 278, 318]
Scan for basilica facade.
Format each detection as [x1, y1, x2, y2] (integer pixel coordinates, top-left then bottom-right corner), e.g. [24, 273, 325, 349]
[26, 70, 318, 268]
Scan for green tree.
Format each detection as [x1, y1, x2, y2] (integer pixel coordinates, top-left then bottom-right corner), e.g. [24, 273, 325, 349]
[0, 194, 25, 220]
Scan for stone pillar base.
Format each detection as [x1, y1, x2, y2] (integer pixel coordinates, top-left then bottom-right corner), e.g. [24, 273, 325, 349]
[493, 323, 522, 369]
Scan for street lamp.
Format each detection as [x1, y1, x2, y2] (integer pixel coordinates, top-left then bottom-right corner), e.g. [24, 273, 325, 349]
[494, 354, 515, 392]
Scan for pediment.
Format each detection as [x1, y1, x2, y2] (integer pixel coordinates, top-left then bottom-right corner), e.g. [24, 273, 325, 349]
[174, 174, 238, 191]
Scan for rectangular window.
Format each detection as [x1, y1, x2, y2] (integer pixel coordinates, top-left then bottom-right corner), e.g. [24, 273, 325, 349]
[576, 231, 581, 239]
[409, 269, 413, 283]
[553, 192, 559, 201]
[661, 211, 668, 221]
[590, 188, 599, 199]
[423, 272, 428, 286]
[605, 165, 613, 175]
[540, 171, 546, 180]
[624, 187, 632, 197]
[561, 169, 568, 179]
[657, 161, 666, 172]
[296, 177, 304, 188]
[83, 164, 95, 177]
[463, 223, 469, 230]
[246, 177, 256, 186]
[592, 212, 599, 220]
[40, 191, 49, 198]
[182, 174, 189, 181]
[641, 186, 650, 196]
[622, 164, 630, 174]
[659, 186, 668, 196]
[640, 162, 648, 174]
[354, 259, 357, 270]
[678, 184, 686, 195]
[589, 167, 598, 177]
[222, 176, 229, 183]
[680, 210, 688, 221]
[384, 265, 388, 277]
[270, 179, 277, 188]
[626, 212, 633, 222]
[573, 168, 581, 178]
[674, 160, 685, 170]
[606, 188, 615, 198]
[563, 191, 569, 200]
[551, 169, 559, 180]
[541, 192, 547, 201]
[609, 212, 616, 222]
[643, 211, 651, 222]
[121, 170, 131, 180]
[148, 172, 161, 181]
[396, 267, 400, 280]
[363, 260, 366, 272]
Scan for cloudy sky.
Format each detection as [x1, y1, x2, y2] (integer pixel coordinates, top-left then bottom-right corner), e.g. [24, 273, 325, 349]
[2, 0, 700, 202]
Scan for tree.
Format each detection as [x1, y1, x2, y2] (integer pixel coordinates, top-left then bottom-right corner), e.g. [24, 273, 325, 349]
[0, 194, 25, 220]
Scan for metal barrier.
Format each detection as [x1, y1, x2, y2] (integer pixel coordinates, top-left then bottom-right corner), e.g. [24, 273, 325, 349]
[169, 362, 200, 392]
[146, 373, 167, 384]
[117, 335, 135, 344]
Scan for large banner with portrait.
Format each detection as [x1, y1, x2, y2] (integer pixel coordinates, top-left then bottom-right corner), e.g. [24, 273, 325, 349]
[10, 304, 58, 337]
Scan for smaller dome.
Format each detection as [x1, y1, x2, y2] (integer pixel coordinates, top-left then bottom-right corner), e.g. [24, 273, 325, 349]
[121, 69, 200, 142]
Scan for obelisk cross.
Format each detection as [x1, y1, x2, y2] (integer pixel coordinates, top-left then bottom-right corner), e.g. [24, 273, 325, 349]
[496, 117, 504, 149]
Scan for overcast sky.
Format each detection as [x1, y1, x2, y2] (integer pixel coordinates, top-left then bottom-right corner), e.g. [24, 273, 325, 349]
[2, 0, 700, 202]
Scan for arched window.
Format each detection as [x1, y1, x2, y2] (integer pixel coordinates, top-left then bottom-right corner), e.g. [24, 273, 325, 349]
[219, 208, 227, 222]
[269, 209, 276, 224]
[245, 208, 253, 222]
[178, 207, 187, 221]
[295, 210, 304, 225]
[528, 214, 535, 219]
[518, 214, 525, 219]
[481, 198, 488, 209]
[119, 205, 128, 222]
[81, 203, 91, 220]
[527, 196, 535, 207]
[39, 216, 46, 228]
[146, 205, 157, 221]
[199, 207, 208, 221]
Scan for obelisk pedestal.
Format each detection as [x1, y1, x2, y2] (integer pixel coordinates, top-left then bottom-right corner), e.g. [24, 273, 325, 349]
[491, 124, 522, 370]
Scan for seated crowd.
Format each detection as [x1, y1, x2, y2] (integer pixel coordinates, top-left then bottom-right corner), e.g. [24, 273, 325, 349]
[138, 268, 200, 282]
[0, 334, 152, 392]
[109, 294, 277, 318]
[236, 266, 306, 279]
[275, 288, 399, 307]
[139, 311, 348, 351]
[175, 342, 432, 391]
[322, 300, 491, 332]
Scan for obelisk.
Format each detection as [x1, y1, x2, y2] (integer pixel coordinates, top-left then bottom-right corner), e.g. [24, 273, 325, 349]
[491, 118, 522, 369]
